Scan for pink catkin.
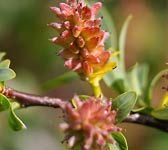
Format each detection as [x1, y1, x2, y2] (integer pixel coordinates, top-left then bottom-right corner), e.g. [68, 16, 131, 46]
[49, 0, 111, 78]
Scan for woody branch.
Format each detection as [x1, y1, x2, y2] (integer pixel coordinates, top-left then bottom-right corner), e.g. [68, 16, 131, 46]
[1, 86, 168, 132]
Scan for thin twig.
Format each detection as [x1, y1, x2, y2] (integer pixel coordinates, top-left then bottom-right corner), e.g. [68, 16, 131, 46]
[124, 112, 168, 132]
[1, 87, 65, 108]
[1, 87, 168, 132]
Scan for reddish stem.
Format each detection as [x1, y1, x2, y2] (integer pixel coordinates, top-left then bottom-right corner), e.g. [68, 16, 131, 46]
[1, 87, 65, 108]
[1, 86, 168, 132]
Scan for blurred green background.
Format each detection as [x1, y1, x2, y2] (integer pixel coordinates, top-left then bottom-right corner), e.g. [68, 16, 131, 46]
[0, 0, 168, 149]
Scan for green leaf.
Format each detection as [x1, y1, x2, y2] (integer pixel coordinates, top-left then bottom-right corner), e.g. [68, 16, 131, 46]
[0, 68, 16, 81]
[136, 64, 149, 92]
[112, 91, 137, 123]
[125, 63, 149, 97]
[0, 94, 26, 131]
[103, 16, 132, 93]
[109, 142, 119, 150]
[0, 52, 16, 82]
[132, 106, 153, 114]
[108, 132, 128, 150]
[119, 15, 132, 73]
[9, 106, 27, 131]
[100, 6, 117, 50]
[123, 63, 149, 107]
[147, 69, 168, 105]
[0, 59, 10, 68]
[42, 71, 78, 90]
[151, 108, 168, 120]
[111, 79, 125, 94]
[0, 94, 10, 111]
[125, 64, 141, 95]
[103, 69, 126, 94]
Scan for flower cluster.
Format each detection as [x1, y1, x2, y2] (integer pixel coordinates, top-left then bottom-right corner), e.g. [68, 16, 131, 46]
[59, 96, 123, 150]
[49, 0, 117, 81]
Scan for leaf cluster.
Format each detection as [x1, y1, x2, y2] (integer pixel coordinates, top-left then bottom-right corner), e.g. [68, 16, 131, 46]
[0, 52, 26, 131]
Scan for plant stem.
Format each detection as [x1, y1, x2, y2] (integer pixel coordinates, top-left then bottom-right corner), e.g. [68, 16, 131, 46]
[1, 87, 65, 108]
[1, 87, 168, 132]
[124, 112, 168, 132]
[90, 82, 102, 98]
[88, 77, 102, 98]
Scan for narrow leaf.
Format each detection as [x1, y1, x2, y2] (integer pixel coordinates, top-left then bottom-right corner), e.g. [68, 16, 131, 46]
[119, 15, 132, 73]
[125, 63, 149, 97]
[112, 91, 137, 123]
[42, 71, 78, 90]
[125, 64, 141, 95]
[103, 16, 132, 93]
[100, 5, 117, 50]
[9, 101, 26, 131]
[136, 64, 149, 92]
[132, 106, 153, 114]
[9, 108, 27, 131]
